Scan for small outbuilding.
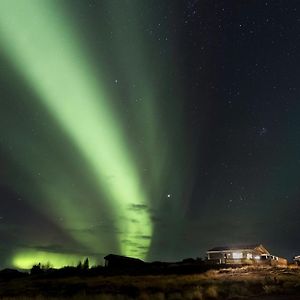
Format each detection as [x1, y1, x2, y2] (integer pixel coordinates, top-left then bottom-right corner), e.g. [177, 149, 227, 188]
[294, 255, 300, 266]
[104, 254, 145, 268]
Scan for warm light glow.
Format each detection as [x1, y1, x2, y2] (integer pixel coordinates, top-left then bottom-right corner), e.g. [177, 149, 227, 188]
[232, 252, 243, 259]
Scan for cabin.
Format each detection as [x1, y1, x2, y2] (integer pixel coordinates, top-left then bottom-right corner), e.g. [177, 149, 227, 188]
[206, 244, 287, 266]
[206, 244, 269, 264]
[104, 254, 145, 268]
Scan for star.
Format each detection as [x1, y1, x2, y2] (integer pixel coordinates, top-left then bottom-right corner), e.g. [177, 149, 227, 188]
[258, 127, 268, 136]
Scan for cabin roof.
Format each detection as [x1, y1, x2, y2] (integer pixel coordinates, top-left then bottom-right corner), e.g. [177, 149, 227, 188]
[207, 244, 266, 252]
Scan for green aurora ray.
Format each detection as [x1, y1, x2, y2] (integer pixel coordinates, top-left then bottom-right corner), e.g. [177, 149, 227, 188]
[0, 0, 160, 267]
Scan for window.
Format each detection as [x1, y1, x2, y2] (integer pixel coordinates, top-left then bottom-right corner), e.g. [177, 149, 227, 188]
[232, 252, 243, 259]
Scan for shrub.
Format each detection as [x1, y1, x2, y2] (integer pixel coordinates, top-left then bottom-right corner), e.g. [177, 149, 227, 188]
[204, 285, 218, 299]
[166, 292, 182, 300]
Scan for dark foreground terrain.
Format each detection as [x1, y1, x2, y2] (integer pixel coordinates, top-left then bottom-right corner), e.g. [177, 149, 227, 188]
[1, 266, 300, 299]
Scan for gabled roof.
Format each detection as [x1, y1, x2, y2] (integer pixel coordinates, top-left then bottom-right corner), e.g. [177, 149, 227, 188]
[207, 244, 268, 253]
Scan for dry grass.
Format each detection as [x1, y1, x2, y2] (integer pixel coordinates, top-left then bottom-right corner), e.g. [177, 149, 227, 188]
[1, 266, 300, 300]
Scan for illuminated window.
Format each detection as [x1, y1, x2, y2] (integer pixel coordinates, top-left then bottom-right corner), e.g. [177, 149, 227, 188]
[232, 252, 243, 259]
[247, 253, 253, 259]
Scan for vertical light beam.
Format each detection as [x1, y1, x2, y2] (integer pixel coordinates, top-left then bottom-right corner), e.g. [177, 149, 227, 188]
[0, 0, 152, 259]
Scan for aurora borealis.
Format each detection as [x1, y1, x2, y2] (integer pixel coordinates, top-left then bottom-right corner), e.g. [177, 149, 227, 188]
[0, 0, 156, 264]
[1, 0, 300, 269]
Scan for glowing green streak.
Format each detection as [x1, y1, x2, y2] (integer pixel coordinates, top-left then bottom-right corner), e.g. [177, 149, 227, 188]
[106, 1, 168, 198]
[13, 250, 97, 269]
[0, 0, 152, 260]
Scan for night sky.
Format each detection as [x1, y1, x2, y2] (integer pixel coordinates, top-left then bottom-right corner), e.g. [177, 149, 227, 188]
[0, 0, 300, 269]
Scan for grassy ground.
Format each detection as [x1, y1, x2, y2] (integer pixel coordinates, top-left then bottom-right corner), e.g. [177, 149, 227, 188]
[1, 266, 300, 299]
